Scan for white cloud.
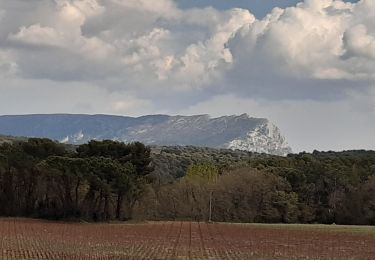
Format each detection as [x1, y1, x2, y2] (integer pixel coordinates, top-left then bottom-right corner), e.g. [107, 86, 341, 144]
[2, 0, 255, 91]
[0, 0, 375, 151]
[111, 0, 177, 16]
[229, 0, 375, 81]
[3, 0, 374, 89]
[344, 24, 375, 60]
[9, 24, 66, 47]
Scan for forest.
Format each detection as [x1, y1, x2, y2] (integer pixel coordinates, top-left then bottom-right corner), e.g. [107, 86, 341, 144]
[0, 138, 152, 221]
[0, 138, 374, 225]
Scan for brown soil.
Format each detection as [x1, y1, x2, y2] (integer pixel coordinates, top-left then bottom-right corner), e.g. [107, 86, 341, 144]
[0, 219, 374, 259]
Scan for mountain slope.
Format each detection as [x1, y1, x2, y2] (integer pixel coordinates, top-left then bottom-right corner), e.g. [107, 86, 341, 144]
[0, 114, 292, 155]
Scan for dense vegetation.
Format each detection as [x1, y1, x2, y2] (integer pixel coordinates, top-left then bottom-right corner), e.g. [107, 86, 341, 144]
[139, 147, 375, 225]
[0, 138, 374, 225]
[0, 138, 152, 221]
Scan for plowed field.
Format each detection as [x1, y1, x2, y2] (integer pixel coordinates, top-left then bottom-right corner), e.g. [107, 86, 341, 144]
[0, 218, 374, 259]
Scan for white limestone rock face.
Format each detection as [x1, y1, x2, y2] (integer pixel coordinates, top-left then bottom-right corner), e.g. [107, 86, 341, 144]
[227, 121, 292, 156]
[60, 130, 85, 144]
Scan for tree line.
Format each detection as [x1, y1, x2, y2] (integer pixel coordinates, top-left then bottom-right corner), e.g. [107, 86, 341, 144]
[136, 150, 375, 225]
[0, 138, 374, 225]
[0, 138, 152, 221]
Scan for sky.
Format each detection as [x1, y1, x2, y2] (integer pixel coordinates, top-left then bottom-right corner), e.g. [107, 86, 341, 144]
[177, 0, 358, 17]
[0, 0, 374, 152]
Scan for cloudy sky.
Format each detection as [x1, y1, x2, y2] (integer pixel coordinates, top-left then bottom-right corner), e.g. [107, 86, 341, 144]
[0, 0, 374, 152]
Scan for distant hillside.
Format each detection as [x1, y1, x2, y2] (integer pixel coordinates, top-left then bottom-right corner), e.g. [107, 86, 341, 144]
[0, 114, 292, 156]
[0, 135, 27, 144]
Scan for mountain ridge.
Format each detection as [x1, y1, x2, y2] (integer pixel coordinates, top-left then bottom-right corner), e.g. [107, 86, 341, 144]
[0, 113, 292, 156]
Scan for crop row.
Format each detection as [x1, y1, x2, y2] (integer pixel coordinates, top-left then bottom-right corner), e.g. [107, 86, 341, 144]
[0, 219, 374, 259]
